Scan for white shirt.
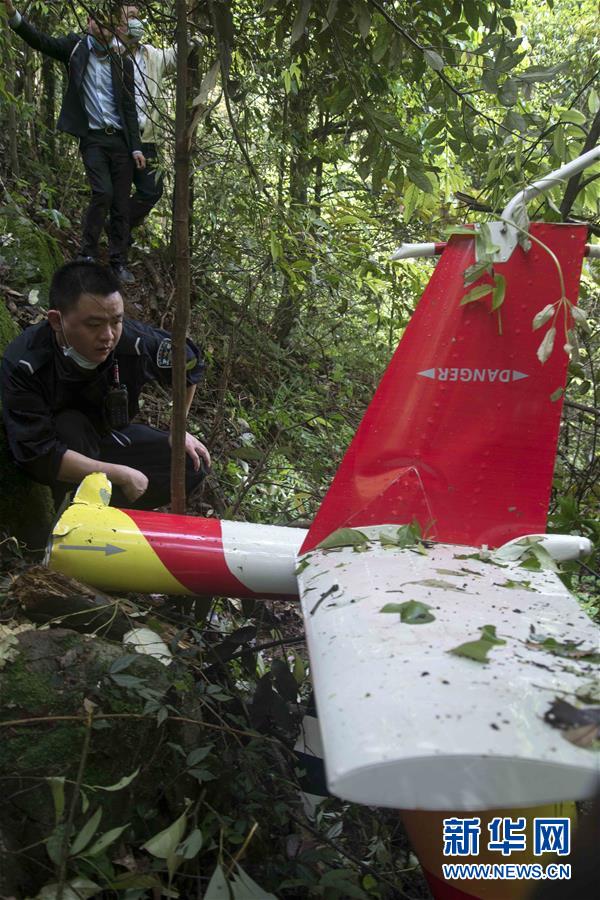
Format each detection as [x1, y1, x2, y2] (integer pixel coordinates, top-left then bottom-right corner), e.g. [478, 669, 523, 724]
[82, 36, 122, 131]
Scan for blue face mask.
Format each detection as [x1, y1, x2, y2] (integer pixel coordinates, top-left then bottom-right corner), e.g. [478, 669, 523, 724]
[62, 345, 100, 370]
[59, 315, 100, 370]
[90, 34, 109, 53]
[127, 18, 146, 42]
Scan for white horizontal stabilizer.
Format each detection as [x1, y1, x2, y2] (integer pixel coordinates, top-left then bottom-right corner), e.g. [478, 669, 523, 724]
[298, 528, 600, 811]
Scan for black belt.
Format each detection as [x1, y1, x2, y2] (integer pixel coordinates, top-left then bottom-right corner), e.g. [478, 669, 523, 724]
[89, 126, 123, 136]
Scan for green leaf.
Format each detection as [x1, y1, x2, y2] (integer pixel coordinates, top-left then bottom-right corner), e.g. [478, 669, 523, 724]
[142, 811, 187, 859]
[108, 655, 136, 674]
[46, 777, 65, 824]
[321, 0, 339, 29]
[499, 579, 535, 591]
[529, 633, 600, 664]
[231, 862, 278, 898]
[179, 827, 204, 860]
[355, 3, 371, 39]
[464, 260, 492, 286]
[318, 869, 367, 898]
[423, 118, 445, 140]
[464, 3, 480, 29]
[167, 847, 185, 882]
[269, 231, 282, 262]
[292, 651, 305, 684]
[424, 49, 445, 72]
[89, 768, 140, 792]
[291, 0, 312, 45]
[550, 387, 564, 402]
[415, 578, 466, 592]
[204, 864, 230, 898]
[519, 556, 542, 571]
[46, 823, 71, 866]
[445, 226, 476, 236]
[480, 626, 505, 645]
[110, 673, 144, 688]
[559, 109, 587, 125]
[186, 746, 213, 767]
[498, 77, 518, 106]
[406, 167, 433, 193]
[460, 283, 493, 305]
[571, 305, 591, 334]
[36, 878, 101, 900]
[449, 625, 506, 663]
[491, 273, 506, 311]
[532, 304, 555, 330]
[449, 640, 493, 663]
[79, 824, 129, 858]
[477, 223, 501, 258]
[70, 807, 102, 856]
[380, 600, 435, 624]
[108, 873, 162, 890]
[230, 447, 263, 461]
[317, 527, 369, 550]
[553, 125, 566, 160]
[518, 544, 559, 572]
[536, 327, 556, 364]
[385, 132, 420, 159]
[379, 522, 423, 549]
[295, 558, 310, 576]
[516, 62, 569, 84]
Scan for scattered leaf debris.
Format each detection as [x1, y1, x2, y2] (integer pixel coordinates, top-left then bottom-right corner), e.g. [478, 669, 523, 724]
[544, 698, 600, 750]
[448, 624, 507, 664]
[379, 600, 435, 624]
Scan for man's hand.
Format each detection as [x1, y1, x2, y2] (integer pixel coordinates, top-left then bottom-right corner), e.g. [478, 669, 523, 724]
[132, 151, 146, 170]
[169, 432, 211, 473]
[3, 1, 17, 20]
[113, 464, 149, 502]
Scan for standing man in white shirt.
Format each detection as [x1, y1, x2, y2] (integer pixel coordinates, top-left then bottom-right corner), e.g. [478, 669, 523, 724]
[2, 1, 146, 285]
[116, 5, 179, 241]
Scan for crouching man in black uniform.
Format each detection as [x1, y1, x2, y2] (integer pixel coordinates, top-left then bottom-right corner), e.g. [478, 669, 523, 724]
[1, 261, 210, 511]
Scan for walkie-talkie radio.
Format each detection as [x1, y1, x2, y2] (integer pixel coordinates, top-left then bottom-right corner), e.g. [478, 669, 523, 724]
[105, 361, 129, 429]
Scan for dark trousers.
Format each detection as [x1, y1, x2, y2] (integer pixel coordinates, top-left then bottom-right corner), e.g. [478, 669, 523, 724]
[79, 130, 134, 265]
[53, 410, 204, 511]
[129, 142, 164, 233]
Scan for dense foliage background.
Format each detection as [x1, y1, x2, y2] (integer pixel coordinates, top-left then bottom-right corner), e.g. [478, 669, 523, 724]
[0, 0, 598, 897]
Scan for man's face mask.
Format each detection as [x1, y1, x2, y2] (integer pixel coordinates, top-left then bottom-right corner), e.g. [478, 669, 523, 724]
[90, 34, 110, 53]
[127, 18, 146, 41]
[61, 343, 100, 370]
[59, 314, 100, 370]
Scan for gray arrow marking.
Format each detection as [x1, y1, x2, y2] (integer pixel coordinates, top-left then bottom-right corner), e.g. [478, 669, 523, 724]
[59, 544, 126, 556]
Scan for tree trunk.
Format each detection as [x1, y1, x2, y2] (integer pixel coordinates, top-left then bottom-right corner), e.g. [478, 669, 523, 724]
[273, 39, 312, 347]
[6, 69, 19, 178]
[170, 0, 191, 514]
[23, 44, 38, 160]
[560, 104, 600, 220]
[40, 15, 56, 162]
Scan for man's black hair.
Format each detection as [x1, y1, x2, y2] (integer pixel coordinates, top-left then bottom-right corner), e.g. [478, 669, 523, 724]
[49, 262, 121, 313]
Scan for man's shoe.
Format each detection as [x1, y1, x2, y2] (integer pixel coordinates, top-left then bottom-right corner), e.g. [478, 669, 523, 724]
[111, 264, 136, 285]
[75, 254, 95, 263]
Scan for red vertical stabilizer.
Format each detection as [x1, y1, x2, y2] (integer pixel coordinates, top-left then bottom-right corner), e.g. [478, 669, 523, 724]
[302, 225, 588, 552]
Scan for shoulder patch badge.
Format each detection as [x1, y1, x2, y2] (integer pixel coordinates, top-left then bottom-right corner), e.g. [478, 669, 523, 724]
[156, 338, 172, 368]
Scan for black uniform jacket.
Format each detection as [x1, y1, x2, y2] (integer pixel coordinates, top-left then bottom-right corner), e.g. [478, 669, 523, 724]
[1, 320, 204, 485]
[10, 16, 142, 152]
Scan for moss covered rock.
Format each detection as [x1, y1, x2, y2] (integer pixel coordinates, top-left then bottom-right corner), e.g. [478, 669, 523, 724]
[0, 204, 63, 303]
[0, 301, 54, 547]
